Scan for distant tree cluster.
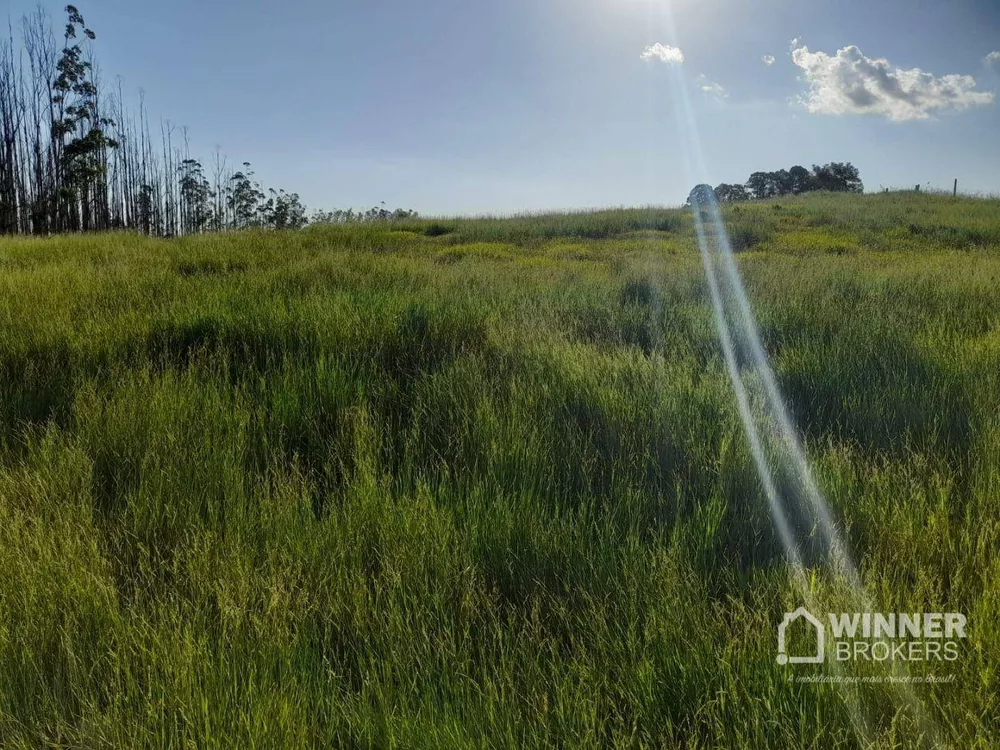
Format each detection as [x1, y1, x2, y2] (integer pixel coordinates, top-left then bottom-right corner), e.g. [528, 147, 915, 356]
[309, 203, 418, 225]
[0, 5, 413, 237]
[688, 163, 864, 206]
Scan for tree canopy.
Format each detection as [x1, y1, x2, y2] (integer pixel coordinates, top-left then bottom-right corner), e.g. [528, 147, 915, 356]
[705, 162, 864, 204]
[685, 184, 717, 207]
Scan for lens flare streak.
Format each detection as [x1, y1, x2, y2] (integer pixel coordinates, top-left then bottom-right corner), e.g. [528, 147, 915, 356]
[649, 3, 940, 742]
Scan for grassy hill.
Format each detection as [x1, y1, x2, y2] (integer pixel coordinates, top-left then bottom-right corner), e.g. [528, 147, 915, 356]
[1, 192, 998, 747]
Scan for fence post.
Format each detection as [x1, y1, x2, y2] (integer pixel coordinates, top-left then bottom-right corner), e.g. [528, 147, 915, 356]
[953, 178, 958, 197]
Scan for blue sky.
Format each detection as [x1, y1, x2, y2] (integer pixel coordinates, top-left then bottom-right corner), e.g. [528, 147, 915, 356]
[6, 0, 1000, 214]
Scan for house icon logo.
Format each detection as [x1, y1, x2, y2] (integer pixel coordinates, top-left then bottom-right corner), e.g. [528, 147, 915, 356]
[777, 607, 825, 664]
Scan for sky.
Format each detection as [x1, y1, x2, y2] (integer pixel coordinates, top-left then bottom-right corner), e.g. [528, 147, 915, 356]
[4, 0, 1000, 215]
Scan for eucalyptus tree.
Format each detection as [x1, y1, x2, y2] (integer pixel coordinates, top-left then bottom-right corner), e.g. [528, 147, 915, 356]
[227, 163, 265, 228]
[261, 188, 307, 229]
[0, 3, 326, 237]
[51, 4, 118, 230]
[0, 33, 23, 233]
[178, 158, 213, 233]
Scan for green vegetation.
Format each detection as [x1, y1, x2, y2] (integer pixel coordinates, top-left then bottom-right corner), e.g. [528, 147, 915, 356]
[710, 161, 865, 204]
[1, 191, 999, 747]
[0, 5, 411, 237]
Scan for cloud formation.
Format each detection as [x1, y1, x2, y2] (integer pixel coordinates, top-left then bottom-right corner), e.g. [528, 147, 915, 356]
[986, 51, 1000, 67]
[640, 43, 684, 65]
[791, 44, 994, 120]
[762, 55, 776, 66]
[697, 75, 728, 101]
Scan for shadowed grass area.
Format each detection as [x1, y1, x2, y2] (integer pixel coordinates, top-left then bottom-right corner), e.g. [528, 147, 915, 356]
[0, 192, 999, 748]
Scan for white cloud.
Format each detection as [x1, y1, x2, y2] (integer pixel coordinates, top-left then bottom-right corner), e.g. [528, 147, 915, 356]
[791, 44, 994, 121]
[640, 43, 684, 65]
[986, 51, 1000, 67]
[762, 55, 776, 66]
[789, 38, 800, 50]
[697, 75, 728, 101]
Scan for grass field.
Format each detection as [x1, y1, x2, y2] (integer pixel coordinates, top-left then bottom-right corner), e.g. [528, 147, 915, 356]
[1, 191, 999, 747]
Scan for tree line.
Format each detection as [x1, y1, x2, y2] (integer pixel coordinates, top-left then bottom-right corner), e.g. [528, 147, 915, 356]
[687, 162, 864, 205]
[0, 5, 413, 237]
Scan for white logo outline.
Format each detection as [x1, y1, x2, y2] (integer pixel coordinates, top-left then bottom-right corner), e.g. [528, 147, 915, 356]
[777, 606, 825, 664]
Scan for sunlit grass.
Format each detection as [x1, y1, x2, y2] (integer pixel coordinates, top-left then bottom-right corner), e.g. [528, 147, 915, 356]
[0, 192, 998, 747]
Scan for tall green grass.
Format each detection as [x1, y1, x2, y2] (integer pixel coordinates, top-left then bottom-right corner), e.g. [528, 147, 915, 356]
[0, 193, 998, 747]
